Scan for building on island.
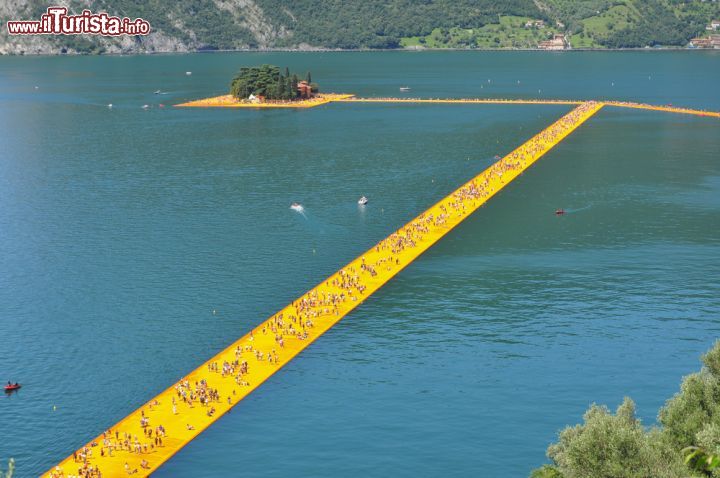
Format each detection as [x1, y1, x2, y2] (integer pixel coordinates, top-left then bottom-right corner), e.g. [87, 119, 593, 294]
[538, 34, 568, 50]
[297, 80, 313, 99]
[707, 20, 720, 31]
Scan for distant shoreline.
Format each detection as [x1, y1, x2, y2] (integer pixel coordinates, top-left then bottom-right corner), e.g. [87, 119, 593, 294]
[2, 46, 718, 57]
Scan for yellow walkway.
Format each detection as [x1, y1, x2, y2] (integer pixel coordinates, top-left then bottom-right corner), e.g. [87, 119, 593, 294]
[336, 97, 583, 105]
[336, 97, 719, 117]
[175, 93, 354, 108]
[605, 101, 720, 118]
[175, 94, 719, 118]
[46, 102, 605, 478]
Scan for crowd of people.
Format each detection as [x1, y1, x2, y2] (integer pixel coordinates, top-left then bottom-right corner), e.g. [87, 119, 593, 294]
[47, 101, 601, 478]
[344, 97, 580, 105]
[604, 100, 719, 117]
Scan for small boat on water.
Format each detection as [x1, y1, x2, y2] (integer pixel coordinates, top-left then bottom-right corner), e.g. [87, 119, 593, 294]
[142, 104, 150, 109]
[400, 86, 411, 92]
[154, 90, 161, 94]
[358, 196, 368, 205]
[494, 155, 501, 160]
[4, 383, 21, 392]
[186, 71, 192, 76]
[290, 202, 304, 212]
[555, 209, 565, 216]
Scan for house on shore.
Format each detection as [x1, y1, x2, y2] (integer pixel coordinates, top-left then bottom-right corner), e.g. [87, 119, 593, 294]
[538, 34, 568, 50]
[689, 34, 720, 49]
[297, 80, 312, 99]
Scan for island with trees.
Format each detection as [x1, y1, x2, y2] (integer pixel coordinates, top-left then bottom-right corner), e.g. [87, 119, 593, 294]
[230, 64, 318, 102]
[176, 64, 354, 109]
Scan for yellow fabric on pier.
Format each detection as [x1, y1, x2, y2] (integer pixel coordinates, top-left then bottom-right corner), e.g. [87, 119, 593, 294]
[174, 93, 354, 108]
[175, 94, 720, 118]
[45, 102, 605, 478]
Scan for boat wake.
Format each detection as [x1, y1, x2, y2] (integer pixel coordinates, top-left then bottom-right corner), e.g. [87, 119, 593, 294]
[290, 203, 307, 219]
[559, 204, 593, 215]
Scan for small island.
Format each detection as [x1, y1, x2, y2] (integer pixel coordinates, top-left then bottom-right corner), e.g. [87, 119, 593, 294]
[176, 64, 354, 109]
[231, 64, 318, 103]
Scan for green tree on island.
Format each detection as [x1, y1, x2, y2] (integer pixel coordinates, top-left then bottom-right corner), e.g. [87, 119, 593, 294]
[230, 64, 318, 101]
[532, 340, 720, 478]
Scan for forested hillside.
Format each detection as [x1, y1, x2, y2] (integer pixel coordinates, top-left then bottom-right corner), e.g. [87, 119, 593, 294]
[1, 0, 719, 54]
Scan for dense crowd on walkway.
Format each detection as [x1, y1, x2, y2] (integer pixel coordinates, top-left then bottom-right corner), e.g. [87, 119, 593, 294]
[345, 97, 581, 104]
[46, 101, 601, 478]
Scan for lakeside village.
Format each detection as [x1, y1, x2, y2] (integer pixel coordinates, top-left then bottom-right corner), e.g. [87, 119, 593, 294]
[524, 17, 720, 50]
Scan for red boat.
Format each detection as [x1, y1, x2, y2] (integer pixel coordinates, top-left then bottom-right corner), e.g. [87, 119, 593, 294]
[555, 209, 565, 216]
[4, 383, 21, 392]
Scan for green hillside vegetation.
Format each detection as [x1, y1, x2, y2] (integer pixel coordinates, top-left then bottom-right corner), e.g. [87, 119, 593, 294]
[400, 16, 565, 49]
[531, 340, 720, 478]
[2, 0, 719, 53]
[398, 0, 720, 49]
[253, 0, 538, 49]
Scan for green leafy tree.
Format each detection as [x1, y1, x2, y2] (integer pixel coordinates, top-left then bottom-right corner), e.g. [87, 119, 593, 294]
[530, 464, 563, 478]
[532, 341, 720, 478]
[1, 458, 14, 478]
[543, 397, 686, 478]
[659, 341, 720, 450]
[684, 446, 720, 476]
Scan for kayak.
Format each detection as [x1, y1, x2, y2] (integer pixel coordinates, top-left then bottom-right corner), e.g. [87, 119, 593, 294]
[4, 384, 21, 391]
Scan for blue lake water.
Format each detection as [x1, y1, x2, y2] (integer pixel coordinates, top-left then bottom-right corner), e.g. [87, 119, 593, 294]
[0, 51, 719, 477]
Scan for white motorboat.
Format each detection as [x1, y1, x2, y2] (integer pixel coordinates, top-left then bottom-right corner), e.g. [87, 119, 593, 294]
[358, 196, 368, 205]
[400, 87, 411, 92]
[290, 202, 304, 212]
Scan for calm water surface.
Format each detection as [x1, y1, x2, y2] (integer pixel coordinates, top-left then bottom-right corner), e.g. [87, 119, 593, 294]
[1, 51, 719, 477]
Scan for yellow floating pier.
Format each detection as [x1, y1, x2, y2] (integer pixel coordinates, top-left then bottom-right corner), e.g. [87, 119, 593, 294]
[45, 102, 604, 477]
[336, 97, 583, 105]
[338, 97, 720, 117]
[175, 94, 719, 118]
[605, 101, 720, 118]
[175, 93, 354, 108]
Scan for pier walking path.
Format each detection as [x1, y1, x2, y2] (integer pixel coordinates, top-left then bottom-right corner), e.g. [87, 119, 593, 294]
[176, 94, 719, 118]
[335, 97, 720, 117]
[46, 102, 605, 478]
